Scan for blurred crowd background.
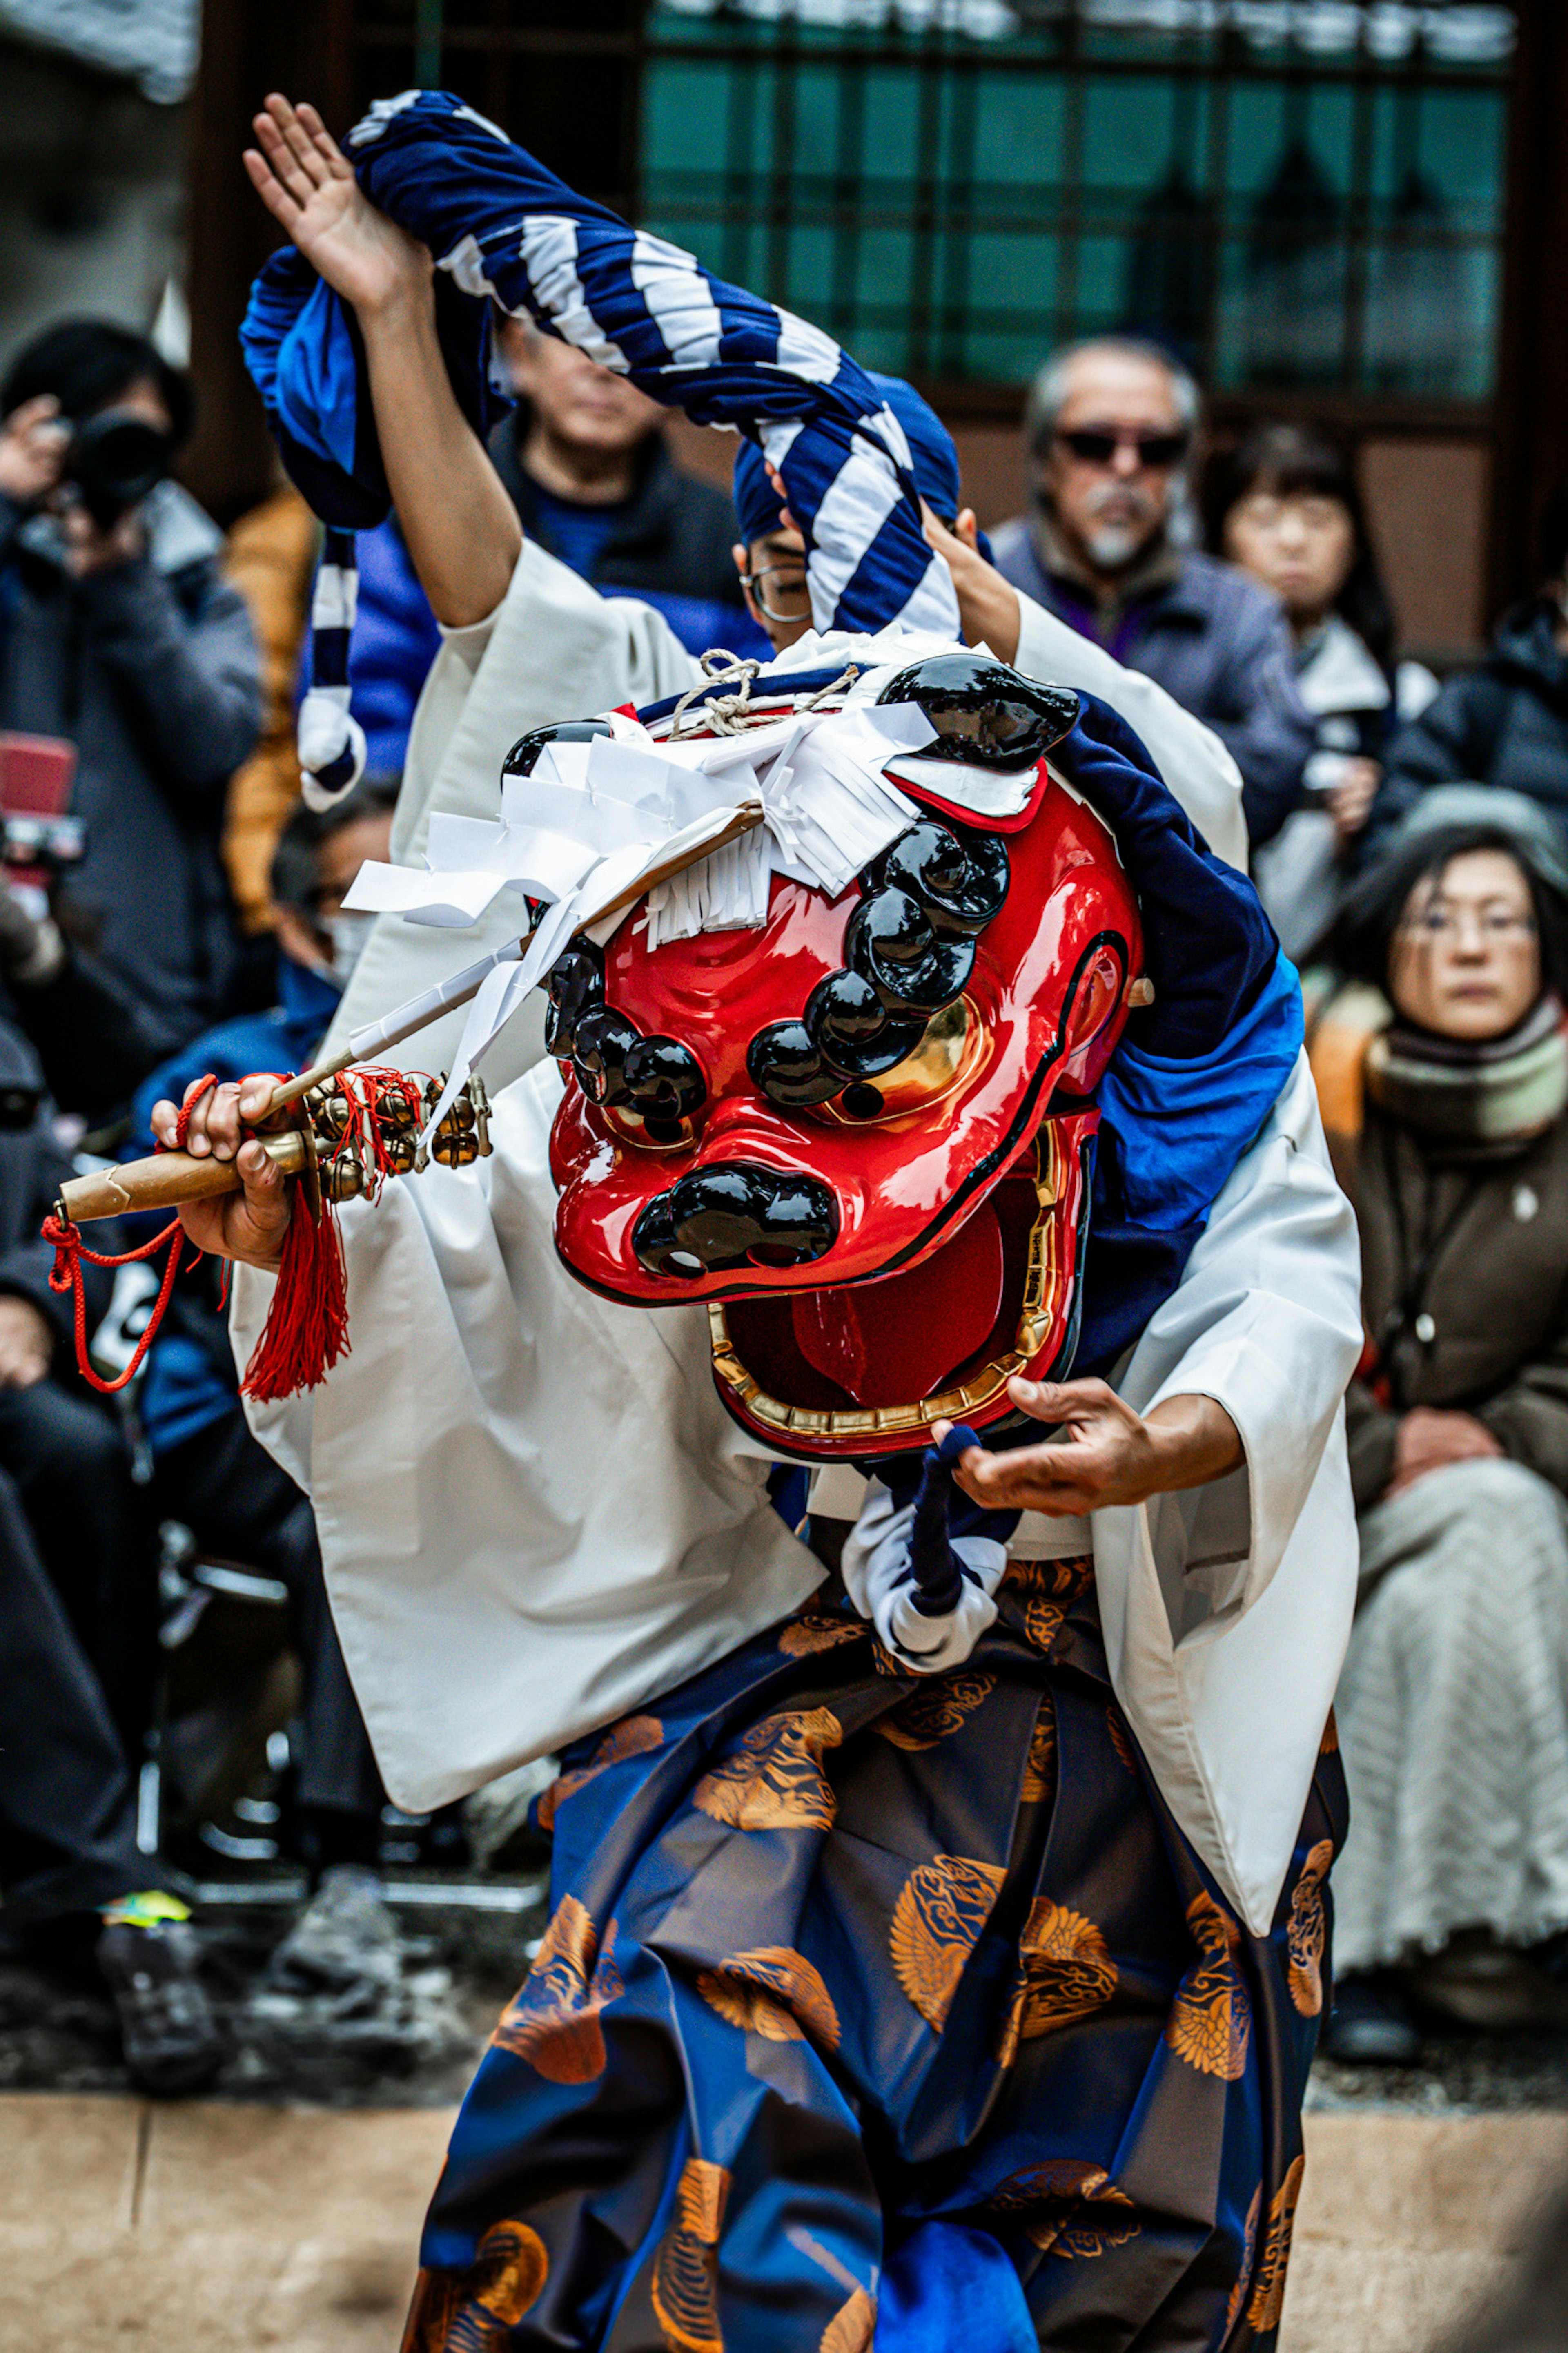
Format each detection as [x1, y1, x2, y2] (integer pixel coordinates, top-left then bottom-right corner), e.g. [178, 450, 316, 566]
[2, 0, 1568, 2154]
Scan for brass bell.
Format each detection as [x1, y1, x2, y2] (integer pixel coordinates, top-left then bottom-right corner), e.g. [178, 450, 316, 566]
[321, 1142, 372, 1202]
[380, 1129, 419, 1177]
[305, 1084, 354, 1144]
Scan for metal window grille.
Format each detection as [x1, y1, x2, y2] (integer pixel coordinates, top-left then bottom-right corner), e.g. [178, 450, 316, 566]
[344, 2, 1515, 406]
[641, 0, 1515, 403]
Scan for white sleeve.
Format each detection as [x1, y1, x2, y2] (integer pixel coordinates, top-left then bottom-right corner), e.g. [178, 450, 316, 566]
[1012, 589, 1249, 872]
[1114, 1048, 1363, 1618]
[234, 1062, 820, 1815]
[324, 541, 702, 1075]
[1091, 1048, 1363, 1931]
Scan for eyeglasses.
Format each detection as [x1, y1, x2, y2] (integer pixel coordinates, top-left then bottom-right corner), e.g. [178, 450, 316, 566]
[1402, 906, 1537, 943]
[1054, 427, 1189, 470]
[739, 563, 811, 624]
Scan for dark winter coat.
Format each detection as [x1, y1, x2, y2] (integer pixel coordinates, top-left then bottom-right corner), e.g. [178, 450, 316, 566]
[488, 418, 757, 654]
[1368, 604, 1568, 855]
[991, 517, 1316, 847]
[1343, 1101, 1568, 1511]
[0, 482, 263, 1050]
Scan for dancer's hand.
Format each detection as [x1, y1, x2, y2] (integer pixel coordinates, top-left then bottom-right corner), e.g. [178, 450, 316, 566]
[243, 93, 431, 319]
[934, 1376, 1242, 1516]
[149, 1077, 294, 1271]
[923, 504, 1022, 664]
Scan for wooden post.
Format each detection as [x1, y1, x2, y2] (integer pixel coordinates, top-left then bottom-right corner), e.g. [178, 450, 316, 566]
[179, 0, 354, 526]
[1486, 0, 1568, 623]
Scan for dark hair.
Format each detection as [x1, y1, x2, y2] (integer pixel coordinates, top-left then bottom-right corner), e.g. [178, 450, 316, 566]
[1336, 821, 1568, 1002]
[0, 319, 194, 448]
[270, 775, 401, 914]
[1204, 422, 1394, 670]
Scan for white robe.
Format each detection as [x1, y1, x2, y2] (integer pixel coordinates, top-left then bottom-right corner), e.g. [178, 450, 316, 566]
[325, 548, 1249, 1080]
[234, 1048, 1361, 1936]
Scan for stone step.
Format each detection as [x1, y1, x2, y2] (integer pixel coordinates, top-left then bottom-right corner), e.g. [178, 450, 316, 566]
[1, 2092, 1563, 2349]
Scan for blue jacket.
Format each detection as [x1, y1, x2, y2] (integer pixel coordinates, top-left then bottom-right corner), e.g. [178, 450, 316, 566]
[991, 520, 1315, 851]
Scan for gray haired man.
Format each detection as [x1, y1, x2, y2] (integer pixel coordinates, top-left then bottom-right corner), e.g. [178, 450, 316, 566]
[992, 337, 1313, 848]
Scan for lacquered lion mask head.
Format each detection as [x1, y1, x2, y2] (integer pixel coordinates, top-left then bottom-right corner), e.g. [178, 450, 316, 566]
[539, 653, 1144, 1459]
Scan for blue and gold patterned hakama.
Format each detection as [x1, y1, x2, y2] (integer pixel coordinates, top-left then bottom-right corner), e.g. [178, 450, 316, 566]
[402, 1556, 1344, 2353]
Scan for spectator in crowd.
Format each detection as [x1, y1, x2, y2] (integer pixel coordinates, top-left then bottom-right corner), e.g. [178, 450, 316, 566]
[0, 320, 262, 1056]
[222, 475, 320, 936]
[1370, 486, 1568, 854]
[990, 335, 1314, 845]
[0, 1497, 223, 2095]
[129, 778, 403, 1998]
[0, 872, 194, 1128]
[488, 317, 763, 657]
[1309, 789, 1568, 2063]
[0, 1018, 156, 1757]
[1210, 423, 1439, 961]
[224, 491, 441, 942]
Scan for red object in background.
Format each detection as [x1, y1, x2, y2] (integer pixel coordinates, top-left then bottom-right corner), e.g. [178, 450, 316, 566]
[0, 733, 82, 894]
[0, 733, 76, 815]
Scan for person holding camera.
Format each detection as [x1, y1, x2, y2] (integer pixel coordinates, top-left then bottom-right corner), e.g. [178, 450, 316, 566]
[0, 321, 263, 1065]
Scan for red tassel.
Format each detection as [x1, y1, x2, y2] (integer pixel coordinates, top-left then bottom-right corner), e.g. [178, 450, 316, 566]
[239, 1189, 350, 1403]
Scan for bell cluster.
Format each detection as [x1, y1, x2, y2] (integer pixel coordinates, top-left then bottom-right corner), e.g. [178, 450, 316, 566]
[546, 941, 707, 1144]
[746, 819, 1009, 1114]
[303, 1073, 493, 1199]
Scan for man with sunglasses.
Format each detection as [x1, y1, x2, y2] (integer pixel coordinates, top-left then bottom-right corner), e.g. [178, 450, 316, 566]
[993, 338, 1314, 848]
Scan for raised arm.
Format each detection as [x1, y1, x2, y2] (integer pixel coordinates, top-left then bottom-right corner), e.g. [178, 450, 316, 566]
[243, 96, 519, 626]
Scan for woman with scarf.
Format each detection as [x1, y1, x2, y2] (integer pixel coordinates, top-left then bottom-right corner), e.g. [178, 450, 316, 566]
[1312, 787, 1568, 2061]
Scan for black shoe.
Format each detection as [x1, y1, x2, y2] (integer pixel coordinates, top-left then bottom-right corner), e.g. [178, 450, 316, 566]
[96, 1919, 224, 2097]
[1322, 1971, 1422, 2066]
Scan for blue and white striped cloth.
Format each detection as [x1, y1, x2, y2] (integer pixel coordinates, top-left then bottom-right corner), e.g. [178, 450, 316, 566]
[242, 89, 959, 798]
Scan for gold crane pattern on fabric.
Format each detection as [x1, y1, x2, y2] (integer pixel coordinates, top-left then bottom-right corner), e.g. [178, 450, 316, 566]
[1246, 2155, 1307, 2333]
[652, 2158, 731, 2353]
[1020, 1694, 1057, 1804]
[492, 1896, 624, 2083]
[995, 1898, 1118, 2065]
[777, 1611, 866, 1659]
[696, 1946, 842, 2050]
[399, 2219, 550, 2351]
[987, 2159, 1139, 2258]
[1165, 1891, 1252, 2080]
[889, 1853, 1009, 2031]
[537, 1715, 665, 1833]
[1225, 2186, 1262, 2334]
[876, 1671, 995, 1751]
[1287, 1839, 1335, 2018]
[1006, 1554, 1093, 1652]
[693, 1707, 844, 1832]
[819, 2286, 877, 2352]
[1107, 1704, 1139, 1775]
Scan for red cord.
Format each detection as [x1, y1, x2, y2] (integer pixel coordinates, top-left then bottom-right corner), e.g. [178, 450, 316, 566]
[171, 1072, 218, 1149]
[42, 1212, 186, 1396]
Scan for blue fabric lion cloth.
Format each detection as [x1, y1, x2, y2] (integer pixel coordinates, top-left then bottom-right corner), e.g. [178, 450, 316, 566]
[241, 89, 958, 645]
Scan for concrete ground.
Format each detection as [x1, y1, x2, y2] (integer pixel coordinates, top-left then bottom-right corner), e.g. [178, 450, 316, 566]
[2, 2093, 1565, 2352]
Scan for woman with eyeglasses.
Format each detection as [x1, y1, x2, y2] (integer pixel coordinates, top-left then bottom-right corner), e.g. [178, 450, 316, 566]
[1210, 424, 1437, 963]
[1310, 789, 1568, 2062]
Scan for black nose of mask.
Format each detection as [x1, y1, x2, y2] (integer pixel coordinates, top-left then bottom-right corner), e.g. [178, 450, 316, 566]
[632, 1164, 839, 1280]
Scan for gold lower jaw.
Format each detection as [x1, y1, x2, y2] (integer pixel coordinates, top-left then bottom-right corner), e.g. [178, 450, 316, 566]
[707, 1129, 1067, 1443]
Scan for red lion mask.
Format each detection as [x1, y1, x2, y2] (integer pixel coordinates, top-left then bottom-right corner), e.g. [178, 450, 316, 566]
[542, 655, 1144, 1459]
